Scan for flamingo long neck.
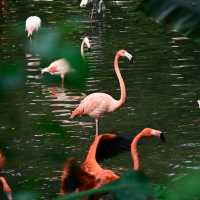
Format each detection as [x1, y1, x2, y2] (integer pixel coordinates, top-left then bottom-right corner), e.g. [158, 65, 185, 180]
[131, 132, 144, 171]
[114, 53, 126, 110]
[84, 135, 100, 164]
[81, 40, 85, 59]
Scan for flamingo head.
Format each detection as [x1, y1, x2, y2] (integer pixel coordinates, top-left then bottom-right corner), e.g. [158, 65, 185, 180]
[142, 128, 165, 142]
[80, 0, 89, 7]
[83, 37, 91, 50]
[117, 49, 134, 63]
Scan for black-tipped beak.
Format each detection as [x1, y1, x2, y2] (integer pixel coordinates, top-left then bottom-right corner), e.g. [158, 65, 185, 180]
[130, 57, 135, 64]
[160, 133, 165, 143]
[88, 47, 91, 52]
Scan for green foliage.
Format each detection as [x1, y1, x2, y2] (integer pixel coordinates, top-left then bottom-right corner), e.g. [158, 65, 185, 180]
[163, 172, 200, 200]
[14, 191, 38, 200]
[0, 60, 25, 91]
[138, 0, 200, 43]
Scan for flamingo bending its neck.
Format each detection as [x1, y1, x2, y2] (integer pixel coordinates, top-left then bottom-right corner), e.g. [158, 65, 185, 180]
[70, 49, 133, 136]
[41, 36, 91, 86]
[60, 128, 165, 196]
[25, 16, 41, 40]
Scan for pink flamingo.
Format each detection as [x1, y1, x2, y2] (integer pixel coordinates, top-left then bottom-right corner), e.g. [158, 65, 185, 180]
[60, 128, 165, 196]
[70, 49, 133, 136]
[25, 16, 41, 40]
[41, 36, 91, 86]
[0, 151, 12, 200]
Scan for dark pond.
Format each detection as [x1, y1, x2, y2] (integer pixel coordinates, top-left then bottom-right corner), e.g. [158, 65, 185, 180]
[0, 0, 200, 199]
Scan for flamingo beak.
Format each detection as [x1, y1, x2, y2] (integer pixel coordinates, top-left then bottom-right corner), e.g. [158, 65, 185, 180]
[87, 46, 91, 52]
[41, 68, 49, 75]
[124, 51, 134, 63]
[160, 132, 165, 143]
[197, 100, 200, 108]
[151, 129, 165, 142]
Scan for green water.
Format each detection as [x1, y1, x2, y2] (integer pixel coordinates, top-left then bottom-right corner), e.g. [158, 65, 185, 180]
[0, 0, 200, 199]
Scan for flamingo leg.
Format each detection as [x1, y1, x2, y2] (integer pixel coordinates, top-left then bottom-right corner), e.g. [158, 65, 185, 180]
[61, 74, 64, 88]
[90, 4, 95, 19]
[95, 118, 98, 137]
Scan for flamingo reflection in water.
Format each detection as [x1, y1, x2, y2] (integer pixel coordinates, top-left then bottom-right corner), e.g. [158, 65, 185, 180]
[60, 128, 165, 197]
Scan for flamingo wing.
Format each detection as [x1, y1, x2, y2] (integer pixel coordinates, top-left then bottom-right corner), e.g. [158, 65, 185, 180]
[95, 133, 133, 163]
[60, 157, 95, 194]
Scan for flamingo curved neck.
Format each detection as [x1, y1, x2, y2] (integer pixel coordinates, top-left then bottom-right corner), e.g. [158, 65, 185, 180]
[81, 40, 85, 59]
[113, 53, 126, 110]
[131, 132, 144, 171]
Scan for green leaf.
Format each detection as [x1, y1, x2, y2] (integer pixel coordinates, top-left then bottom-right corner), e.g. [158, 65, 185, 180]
[138, 0, 200, 43]
[163, 171, 200, 200]
[57, 171, 154, 200]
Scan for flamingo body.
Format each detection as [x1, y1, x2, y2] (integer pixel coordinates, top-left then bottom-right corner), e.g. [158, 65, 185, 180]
[25, 16, 41, 38]
[71, 93, 119, 119]
[70, 49, 133, 136]
[41, 58, 71, 86]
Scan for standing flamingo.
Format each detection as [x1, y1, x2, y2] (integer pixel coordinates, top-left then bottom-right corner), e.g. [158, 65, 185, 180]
[80, 0, 106, 19]
[70, 49, 133, 136]
[60, 128, 165, 196]
[0, 151, 12, 200]
[25, 16, 41, 40]
[41, 36, 91, 86]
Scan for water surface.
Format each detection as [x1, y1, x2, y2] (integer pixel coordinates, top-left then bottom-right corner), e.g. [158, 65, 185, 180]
[0, 0, 200, 199]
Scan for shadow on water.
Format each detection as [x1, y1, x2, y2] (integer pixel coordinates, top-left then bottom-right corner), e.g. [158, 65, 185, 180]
[0, 0, 200, 199]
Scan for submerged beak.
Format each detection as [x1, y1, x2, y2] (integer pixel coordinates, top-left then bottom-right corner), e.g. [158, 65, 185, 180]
[41, 68, 49, 75]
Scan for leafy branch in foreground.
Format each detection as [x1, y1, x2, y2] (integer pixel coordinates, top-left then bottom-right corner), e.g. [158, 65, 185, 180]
[138, 0, 200, 43]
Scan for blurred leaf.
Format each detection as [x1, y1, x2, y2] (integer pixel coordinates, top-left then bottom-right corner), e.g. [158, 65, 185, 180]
[138, 0, 200, 43]
[0, 60, 25, 91]
[14, 191, 38, 200]
[163, 171, 200, 200]
[57, 171, 154, 200]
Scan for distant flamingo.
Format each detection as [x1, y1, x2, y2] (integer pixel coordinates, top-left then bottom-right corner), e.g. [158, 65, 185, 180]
[41, 36, 91, 86]
[0, 151, 12, 200]
[70, 49, 133, 136]
[60, 128, 165, 196]
[25, 16, 41, 40]
[197, 100, 200, 108]
[80, 0, 106, 19]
